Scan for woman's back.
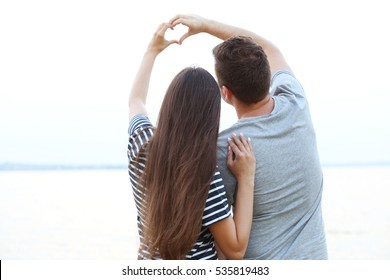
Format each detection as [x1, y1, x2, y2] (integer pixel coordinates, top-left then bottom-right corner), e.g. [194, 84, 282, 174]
[128, 115, 230, 259]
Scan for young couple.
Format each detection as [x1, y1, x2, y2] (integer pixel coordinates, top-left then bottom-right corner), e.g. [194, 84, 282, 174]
[127, 14, 328, 260]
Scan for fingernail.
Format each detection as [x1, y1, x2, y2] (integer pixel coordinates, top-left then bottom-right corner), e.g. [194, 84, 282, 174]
[240, 132, 244, 137]
[232, 132, 237, 137]
[248, 137, 251, 141]
[228, 137, 232, 141]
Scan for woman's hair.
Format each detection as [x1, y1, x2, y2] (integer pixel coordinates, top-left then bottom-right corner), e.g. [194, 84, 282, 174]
[142, 67, 221, 259]
[213, 36, 271, 104]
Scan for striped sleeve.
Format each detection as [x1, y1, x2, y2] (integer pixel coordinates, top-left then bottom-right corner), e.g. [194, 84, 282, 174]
[202, 170, 231, 227]
[127, 115, 154, 161]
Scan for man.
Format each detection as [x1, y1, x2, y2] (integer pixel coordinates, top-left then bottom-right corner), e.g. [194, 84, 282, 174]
[171, 14, 328, 259]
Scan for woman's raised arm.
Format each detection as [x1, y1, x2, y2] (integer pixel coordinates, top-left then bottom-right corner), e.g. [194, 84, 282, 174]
[128, 23, 178, 120]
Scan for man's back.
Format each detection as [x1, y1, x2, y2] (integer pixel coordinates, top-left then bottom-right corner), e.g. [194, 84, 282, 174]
[217, 70, 328, 259]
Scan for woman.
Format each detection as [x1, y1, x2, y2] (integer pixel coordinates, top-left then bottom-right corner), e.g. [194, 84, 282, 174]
[127, 22, 255, 259]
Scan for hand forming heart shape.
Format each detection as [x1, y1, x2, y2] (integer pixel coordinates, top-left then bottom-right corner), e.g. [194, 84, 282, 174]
[164, 24, 189, 43]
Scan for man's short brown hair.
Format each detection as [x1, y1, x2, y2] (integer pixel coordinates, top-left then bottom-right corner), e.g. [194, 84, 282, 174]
[213, 36, 271, 104]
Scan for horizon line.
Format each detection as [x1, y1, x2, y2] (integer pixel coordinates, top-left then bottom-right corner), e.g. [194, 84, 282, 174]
[0, 162, 127, 171]
[1, 161, 390, 171]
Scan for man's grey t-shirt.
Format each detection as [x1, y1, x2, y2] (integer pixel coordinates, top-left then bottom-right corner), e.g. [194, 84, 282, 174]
[217, 70, 328, 259]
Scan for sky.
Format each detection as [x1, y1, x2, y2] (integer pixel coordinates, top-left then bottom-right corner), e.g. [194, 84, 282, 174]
[1, 0, 389, 166]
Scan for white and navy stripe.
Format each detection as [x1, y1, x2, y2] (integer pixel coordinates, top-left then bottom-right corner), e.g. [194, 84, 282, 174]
[127, 114, 231, 260]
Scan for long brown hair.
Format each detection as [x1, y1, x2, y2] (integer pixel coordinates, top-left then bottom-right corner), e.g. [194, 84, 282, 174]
[142, 67, 221, 259]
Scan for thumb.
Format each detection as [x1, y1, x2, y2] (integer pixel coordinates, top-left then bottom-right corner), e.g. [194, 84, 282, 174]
[179, 32, 191, 44]
[167, 39, 179, 46]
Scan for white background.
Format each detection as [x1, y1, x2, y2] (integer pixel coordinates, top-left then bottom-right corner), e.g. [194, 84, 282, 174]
[1, 0, 389, 166]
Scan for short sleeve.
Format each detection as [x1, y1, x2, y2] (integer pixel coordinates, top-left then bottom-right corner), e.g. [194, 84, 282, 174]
[127, 114, 154, 162]
[202, 170, 231, 227]
[270, 69, 306, 99]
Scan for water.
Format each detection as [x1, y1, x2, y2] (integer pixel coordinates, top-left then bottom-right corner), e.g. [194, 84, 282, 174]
[0, 170, 138, 259]
[321, 166, 390, 259]
[0, 167, 389, 259]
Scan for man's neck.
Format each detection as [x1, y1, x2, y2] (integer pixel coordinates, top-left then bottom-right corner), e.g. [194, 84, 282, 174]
[235, 96, 274, 119]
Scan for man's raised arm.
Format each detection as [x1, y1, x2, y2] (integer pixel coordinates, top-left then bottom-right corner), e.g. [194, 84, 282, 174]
[170, 14, 291, 74]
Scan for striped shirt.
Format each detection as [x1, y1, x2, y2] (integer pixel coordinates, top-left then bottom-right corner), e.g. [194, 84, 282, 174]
[127, 114, 231, 259]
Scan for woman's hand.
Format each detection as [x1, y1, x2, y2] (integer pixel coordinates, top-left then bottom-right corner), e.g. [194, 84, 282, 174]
[227, 133, 256, 182]
[146, 23, 179, 55]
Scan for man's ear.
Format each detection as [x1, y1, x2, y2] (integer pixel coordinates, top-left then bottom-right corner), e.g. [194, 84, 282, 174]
[221, 86, 233, 104]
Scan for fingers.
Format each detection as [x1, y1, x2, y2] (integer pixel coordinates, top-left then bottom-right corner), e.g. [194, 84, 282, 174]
[247, 137, 253, 153]
[179, 32, 190, 45]
[228, 133, 253, 157]
[227, 145, 233, 166]
[169, 14, 195, 44]
[151, 23, 179, 49]
[226, 132, 256, 179]
[240, 133, 254, 153]
[170, 14, 186, 26]
[152, 14, 199, 50]
[234, 134, 246, 155]
[228, 136, 241, 157]
[156, 22, 173, 36]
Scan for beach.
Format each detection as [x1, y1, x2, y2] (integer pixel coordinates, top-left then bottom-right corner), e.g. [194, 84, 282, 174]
[0, 166, 389, 259]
